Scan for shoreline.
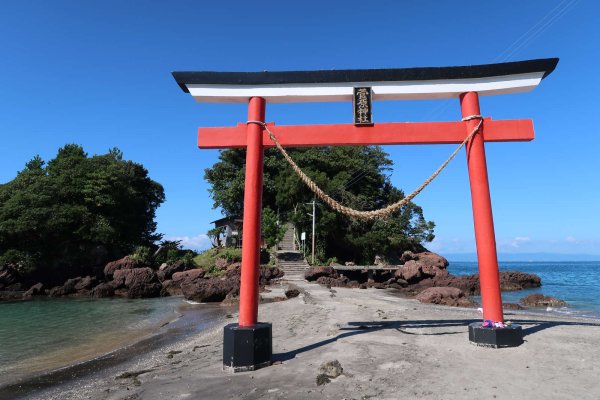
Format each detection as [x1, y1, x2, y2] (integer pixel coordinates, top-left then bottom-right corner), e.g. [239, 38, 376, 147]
[0, 300, 233, 400]
[6, 279, 600, 400]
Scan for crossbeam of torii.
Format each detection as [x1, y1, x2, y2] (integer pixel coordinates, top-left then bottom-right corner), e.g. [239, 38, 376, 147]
[173, 58, 558, 371]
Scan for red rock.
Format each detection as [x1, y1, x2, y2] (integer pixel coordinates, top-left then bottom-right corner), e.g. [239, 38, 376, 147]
[92, 283, 115, 298]
[74, 276, 97, 291]
[103, 256, 140, 280]
[181, 277, 238, 302]
[127, 282, 164, 299]
[398, 260, 422, 282]
[416, 286, 475, 307]
[157, 260, 195, 281]
[500, 271, 541, 290]
[112, 267, 157, 288]
[503, 302, 525, 310]
[172, 269, 206, 284]
[315, 276, 349, 287]
[24, 282, 45, 297]
[520, 294, 566, 307]
[304, 267, 337, 281]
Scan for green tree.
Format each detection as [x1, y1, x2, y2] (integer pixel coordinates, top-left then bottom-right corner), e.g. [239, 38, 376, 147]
[204, 146, 435, 264]
[261, 207, 286, 248]
[0, 144, 165, 283]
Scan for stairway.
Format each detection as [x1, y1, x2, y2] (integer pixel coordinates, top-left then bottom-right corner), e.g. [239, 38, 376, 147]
[277, 251, 309, 280]
[277, 223, 309, 280]
[278, 222, 296, 251]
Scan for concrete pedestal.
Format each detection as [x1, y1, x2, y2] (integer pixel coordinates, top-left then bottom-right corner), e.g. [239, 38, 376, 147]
[468, 322, 523, 348]
[223, 322, 272, 372]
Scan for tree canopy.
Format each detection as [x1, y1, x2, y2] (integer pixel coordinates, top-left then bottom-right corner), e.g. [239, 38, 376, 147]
[204, 146, 434, 264]
[0, 144, 165, 283]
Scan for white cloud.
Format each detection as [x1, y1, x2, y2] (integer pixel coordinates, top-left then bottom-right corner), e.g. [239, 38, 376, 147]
[165, 234, 212, 251]
[565, 236, 577, 243]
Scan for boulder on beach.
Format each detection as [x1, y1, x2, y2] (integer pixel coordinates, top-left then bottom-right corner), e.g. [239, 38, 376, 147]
[112, 267, 157, 288]
[23, 282, 45, 297]
[415, 286, 475, 307]
[103, 256, 141, 280]
[305, 266, 337, 281]
[500, 271, 541, 291]
[157, 260, 195, 281]
[176, 266, 283, 303]
[520, 293, 567, 307]
[181, 276, 238, 302]
[92, 282, 115, 298]
[127, 282, 164, 299]
[111, 267, 163, 299]
[316, 276, 349, 288]
[285, 288, 300, 298]
[395, 252, 449, 283]
[48, 276, 95, 297]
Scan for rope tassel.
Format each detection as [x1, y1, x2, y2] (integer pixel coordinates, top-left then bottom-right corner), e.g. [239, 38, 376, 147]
[247, 116, 483, 220]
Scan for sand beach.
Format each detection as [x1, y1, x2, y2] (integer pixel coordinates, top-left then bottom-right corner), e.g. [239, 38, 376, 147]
[5, 276, 599, 400]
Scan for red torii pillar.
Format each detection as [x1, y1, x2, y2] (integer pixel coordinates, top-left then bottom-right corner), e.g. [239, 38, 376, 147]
[173, 58, 558, 370]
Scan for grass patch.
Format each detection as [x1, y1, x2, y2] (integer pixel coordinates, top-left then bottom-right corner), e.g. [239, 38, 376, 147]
[193, 247, 242, 270]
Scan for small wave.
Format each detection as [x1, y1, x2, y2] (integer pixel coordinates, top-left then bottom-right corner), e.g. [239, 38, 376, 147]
[183, 300, 204, 305]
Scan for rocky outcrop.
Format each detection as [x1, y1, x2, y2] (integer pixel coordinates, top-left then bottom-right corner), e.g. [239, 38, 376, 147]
[397, 252, 449, 281]
[174, 265, 284, 303]
[48, 276, 97, 297]
[304, 251, 544, 311]
[0, 264, 22, 290]
[103, 256, 141, 280]
[305, 267, 337, 281]
[260, 266, 284, 285]
[111, 267, 164, 299]
[127, 282, 164, 299]
[92, 283, 115, 298]
[414, 270, 542, 296]
[112, 268, 156, 288]
[181, 277, 238, 302]
[157, 260, 195, 281]
[415, 287, 475, 307]
[23, 283, 46, 297]
[520, 294, 566, 307]
[500, 271, 541, 291]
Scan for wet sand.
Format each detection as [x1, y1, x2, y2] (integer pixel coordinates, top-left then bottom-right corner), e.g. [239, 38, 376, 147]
[5, 279, 600, 400]
[0, 303, 231, 400]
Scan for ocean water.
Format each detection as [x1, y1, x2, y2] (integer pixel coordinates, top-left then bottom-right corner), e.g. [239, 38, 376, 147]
[448, 261, 600, 319]
[0, 296, 186, 386]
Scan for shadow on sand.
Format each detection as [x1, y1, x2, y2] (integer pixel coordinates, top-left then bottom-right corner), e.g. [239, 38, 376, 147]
[272, 318, 600, 362]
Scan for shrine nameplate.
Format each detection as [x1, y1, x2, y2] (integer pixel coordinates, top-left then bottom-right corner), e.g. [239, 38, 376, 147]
[353, 87, 373, 126]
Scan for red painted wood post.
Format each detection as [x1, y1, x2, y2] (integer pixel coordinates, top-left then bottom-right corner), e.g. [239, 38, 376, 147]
[239, 97, 266, 327]
[461, 91, 505, 323]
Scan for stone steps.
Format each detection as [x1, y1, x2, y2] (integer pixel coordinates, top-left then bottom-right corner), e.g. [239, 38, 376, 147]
[276, 251, 309, 280]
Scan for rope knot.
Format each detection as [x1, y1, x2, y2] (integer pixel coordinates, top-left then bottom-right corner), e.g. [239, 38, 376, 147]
[462, 114, 483, 122]
[246, 120, 267, 127]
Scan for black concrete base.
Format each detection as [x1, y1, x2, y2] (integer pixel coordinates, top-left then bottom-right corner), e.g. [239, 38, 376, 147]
[223, 322, 272, 372]
[468, 322, 524, 348]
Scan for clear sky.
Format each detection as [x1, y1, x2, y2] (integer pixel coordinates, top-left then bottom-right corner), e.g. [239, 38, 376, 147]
[1, 0, 598, 258]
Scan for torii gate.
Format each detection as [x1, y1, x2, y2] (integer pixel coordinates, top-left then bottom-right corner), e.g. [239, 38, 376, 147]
[173, 58, 558, 371]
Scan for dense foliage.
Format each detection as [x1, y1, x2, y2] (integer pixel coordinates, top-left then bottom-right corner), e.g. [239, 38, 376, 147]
[0, 144, 165, 283]
[204, 146, 435, 264]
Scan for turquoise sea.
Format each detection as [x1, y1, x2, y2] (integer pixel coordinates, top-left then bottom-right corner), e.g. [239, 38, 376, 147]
[448, 261, 600, 319]
[0, 296, 188, 387]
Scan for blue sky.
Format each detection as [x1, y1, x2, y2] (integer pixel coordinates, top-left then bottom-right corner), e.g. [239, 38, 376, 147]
[1, 1, 598, 258]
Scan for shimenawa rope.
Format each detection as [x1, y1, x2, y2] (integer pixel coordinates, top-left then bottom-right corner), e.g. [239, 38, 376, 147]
[247, 115, 483, 220]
